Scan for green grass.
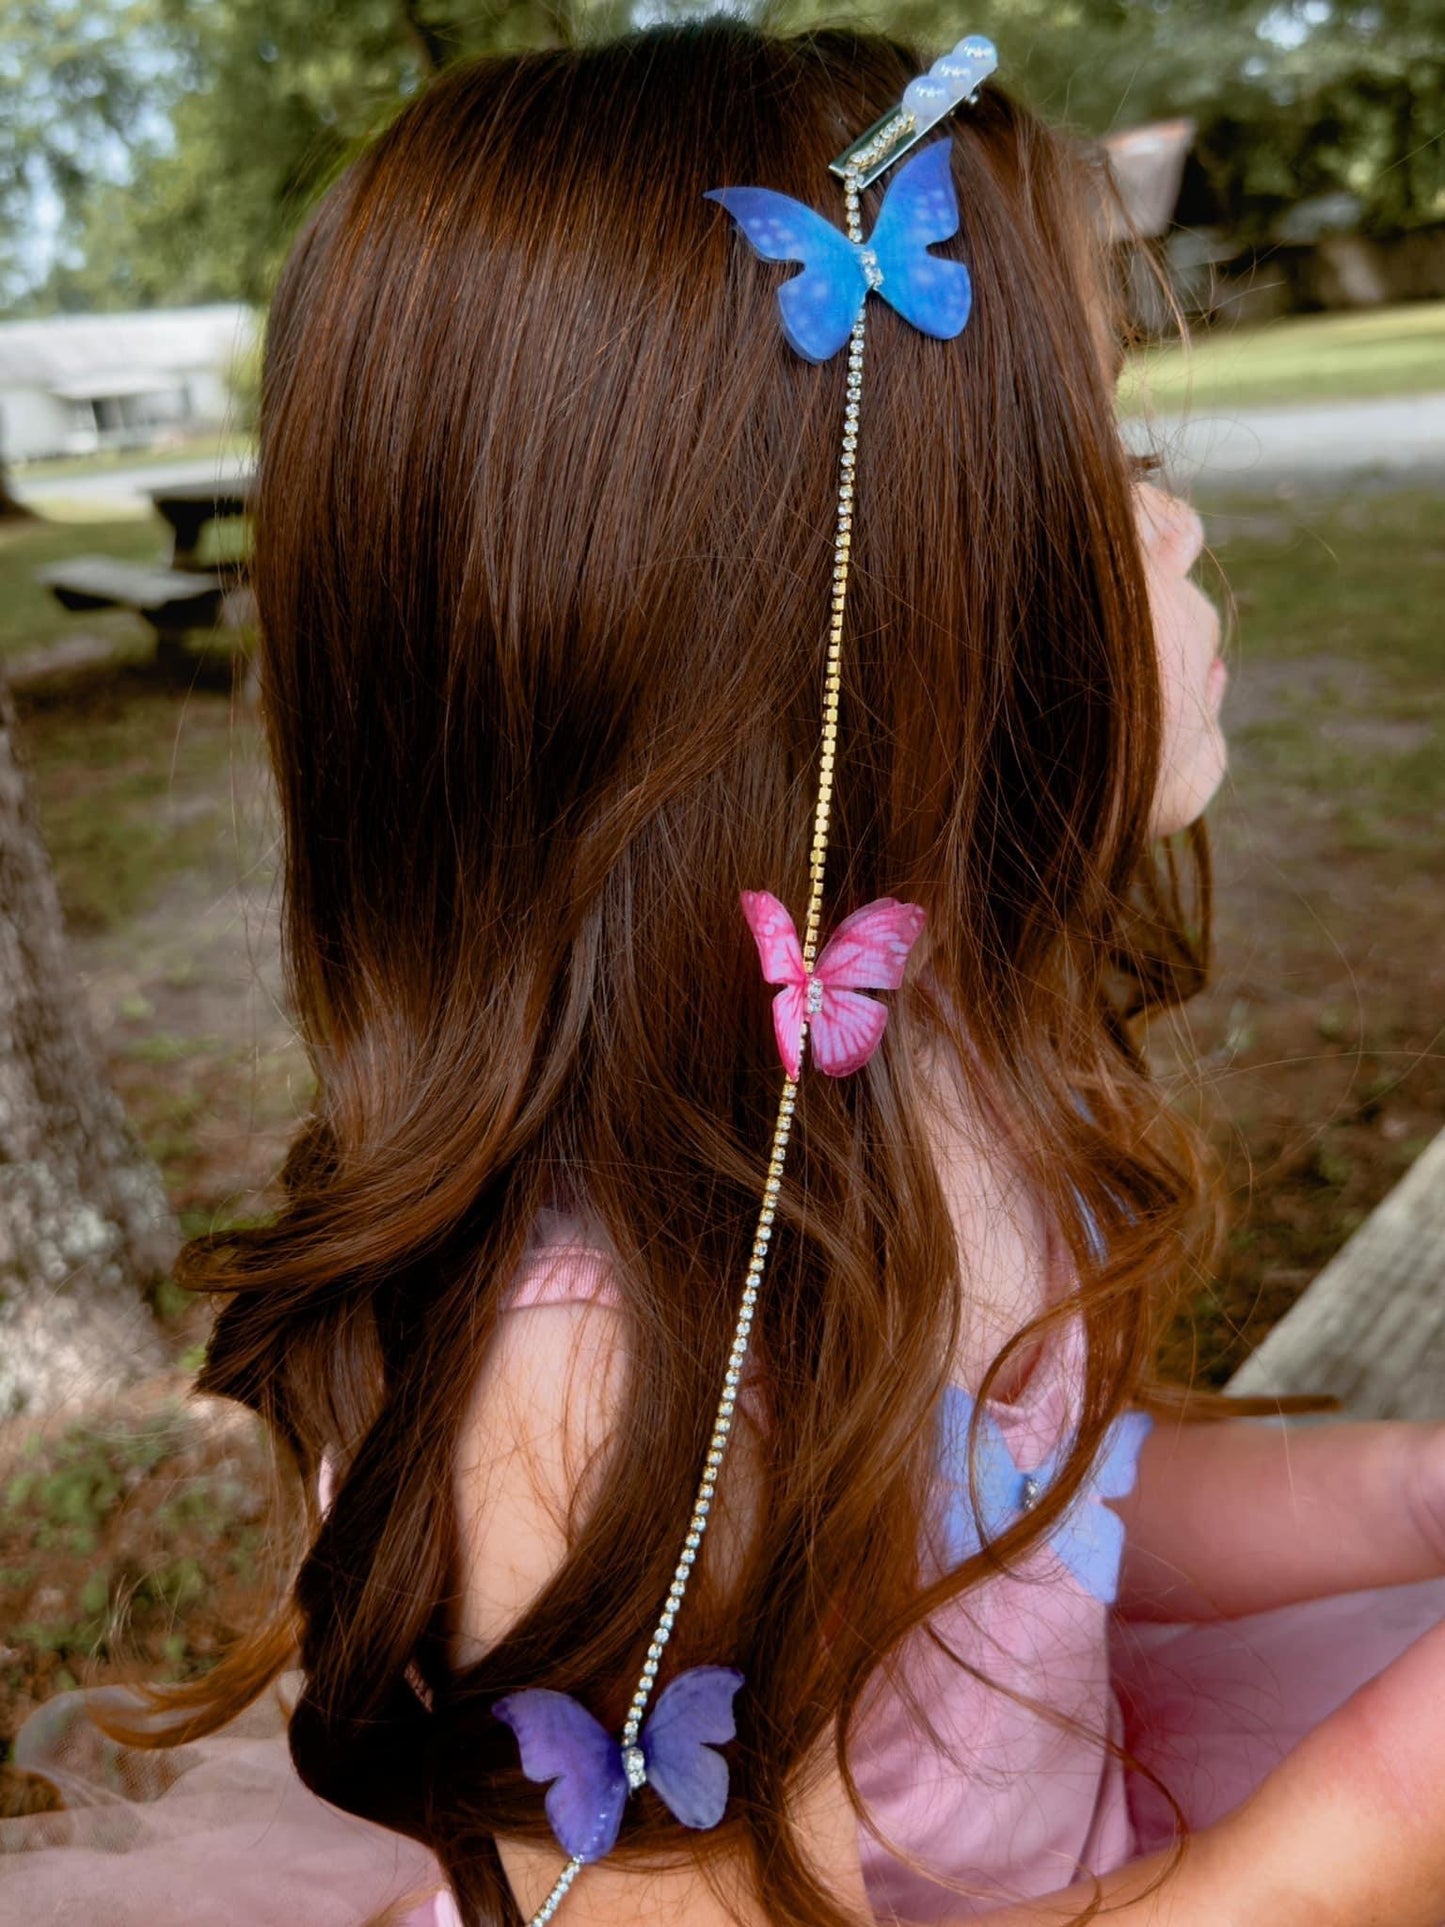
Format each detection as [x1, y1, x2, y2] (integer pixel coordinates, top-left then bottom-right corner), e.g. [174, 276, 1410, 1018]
[1202, 487, 1444, 864]
[1121, 301, 1445, 417]
[1204, 488, 1443, 676]
[17, 675, 248, 934]
[13, 429, 254, 485]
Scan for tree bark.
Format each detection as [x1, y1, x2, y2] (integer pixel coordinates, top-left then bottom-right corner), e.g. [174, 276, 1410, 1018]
[0, 455, 35, 522]
[0, 669, 175, 1420]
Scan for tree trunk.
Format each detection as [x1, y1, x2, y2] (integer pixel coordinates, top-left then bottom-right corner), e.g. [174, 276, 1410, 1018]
[0, 670, 175, 1421]
[0, 455, 34, 522]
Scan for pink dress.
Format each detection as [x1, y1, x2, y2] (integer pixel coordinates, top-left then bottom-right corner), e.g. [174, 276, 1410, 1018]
[4, 1206, 1444, 1924]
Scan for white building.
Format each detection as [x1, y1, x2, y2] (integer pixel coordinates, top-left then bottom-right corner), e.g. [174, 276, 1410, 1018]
[0, 304, 257, 462]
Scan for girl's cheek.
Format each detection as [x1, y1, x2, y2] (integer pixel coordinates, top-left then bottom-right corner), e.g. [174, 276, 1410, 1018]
[1136, 484, 1227, 835]
[1150, 580, 1228, 837]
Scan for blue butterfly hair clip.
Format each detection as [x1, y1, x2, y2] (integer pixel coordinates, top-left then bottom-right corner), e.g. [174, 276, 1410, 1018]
[938, 1389, 1153, 1606]
[706, 141, 970, 363]
[495, 1667, 744, 1865]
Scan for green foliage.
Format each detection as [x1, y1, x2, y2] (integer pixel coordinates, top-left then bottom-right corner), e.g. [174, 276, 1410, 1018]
[2, 0, 634, 312]
[815, 0, 1444, 242]
[3, 1, 1442, 317]
[0, 1, 196, 309]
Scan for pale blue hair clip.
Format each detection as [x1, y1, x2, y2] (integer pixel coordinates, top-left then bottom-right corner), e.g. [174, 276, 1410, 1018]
[494, 37, 998, 1927]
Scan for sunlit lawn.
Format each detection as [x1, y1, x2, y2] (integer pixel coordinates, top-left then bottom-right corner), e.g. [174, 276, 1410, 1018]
[1121, 300, 1445, 416]
[13, 428, 254, 484]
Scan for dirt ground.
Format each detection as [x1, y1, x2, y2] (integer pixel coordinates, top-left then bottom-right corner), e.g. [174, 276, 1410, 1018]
[1149, 673, 1443, 1381]
[1, 482, 1441, 1785]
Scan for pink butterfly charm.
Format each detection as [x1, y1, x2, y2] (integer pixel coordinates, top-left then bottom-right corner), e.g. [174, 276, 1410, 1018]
[741, 891, 927, 1080]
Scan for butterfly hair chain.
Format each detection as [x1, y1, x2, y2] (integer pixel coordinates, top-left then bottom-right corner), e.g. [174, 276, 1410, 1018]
[516, 151, 891, 1927]
[501, 43, 997, 1922]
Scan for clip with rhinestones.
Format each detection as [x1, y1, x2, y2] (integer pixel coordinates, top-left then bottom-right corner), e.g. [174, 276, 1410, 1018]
[831, 35, 997, 187]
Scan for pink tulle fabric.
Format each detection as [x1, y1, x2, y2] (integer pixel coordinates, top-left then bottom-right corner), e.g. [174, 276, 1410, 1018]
[0, 1669, 451, 1925]
[4, 1205, 1444, 1923]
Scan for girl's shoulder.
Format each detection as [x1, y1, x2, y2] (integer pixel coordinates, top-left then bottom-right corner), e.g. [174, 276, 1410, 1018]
[449, 1209, 766, 1680]
[449, 1224, 635, 1671]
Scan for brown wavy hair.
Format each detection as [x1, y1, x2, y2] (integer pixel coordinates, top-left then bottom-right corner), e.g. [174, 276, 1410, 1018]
[102, 18, 1250, 1924]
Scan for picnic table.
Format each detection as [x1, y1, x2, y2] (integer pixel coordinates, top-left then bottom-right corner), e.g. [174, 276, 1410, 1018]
[148, 475, 254, 572]
[35, 471, 254, 671]
[1228, 1127, 1445, 1420]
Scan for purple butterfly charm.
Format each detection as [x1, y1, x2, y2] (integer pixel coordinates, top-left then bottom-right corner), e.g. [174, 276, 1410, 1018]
[938, 1387, 1153, 1606]
[705, 140, 972, 362]
[493, 1666, 745, 1864]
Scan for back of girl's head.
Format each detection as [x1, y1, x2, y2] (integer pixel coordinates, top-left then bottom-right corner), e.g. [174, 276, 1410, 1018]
[187, 19, 1212, 1923]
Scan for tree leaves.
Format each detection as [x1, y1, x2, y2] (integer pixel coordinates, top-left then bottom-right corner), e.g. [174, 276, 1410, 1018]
[2, 0, 1440, 317]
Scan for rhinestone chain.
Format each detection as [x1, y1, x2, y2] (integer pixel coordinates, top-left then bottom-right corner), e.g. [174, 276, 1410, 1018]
[524, 139, 902, 1926]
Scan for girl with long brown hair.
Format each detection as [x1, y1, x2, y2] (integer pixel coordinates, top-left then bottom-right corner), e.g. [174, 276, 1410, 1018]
[8, 16, 1445, 1927]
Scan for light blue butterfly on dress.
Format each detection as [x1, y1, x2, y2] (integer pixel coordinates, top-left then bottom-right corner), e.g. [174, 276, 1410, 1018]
[937, 1386, 1153, 1606]
[705, 140, 972, 363]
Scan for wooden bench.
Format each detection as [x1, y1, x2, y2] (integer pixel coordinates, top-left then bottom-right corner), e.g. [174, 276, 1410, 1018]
[34, 556, 227, 671]
[1228, 1127, 1445, 1420]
